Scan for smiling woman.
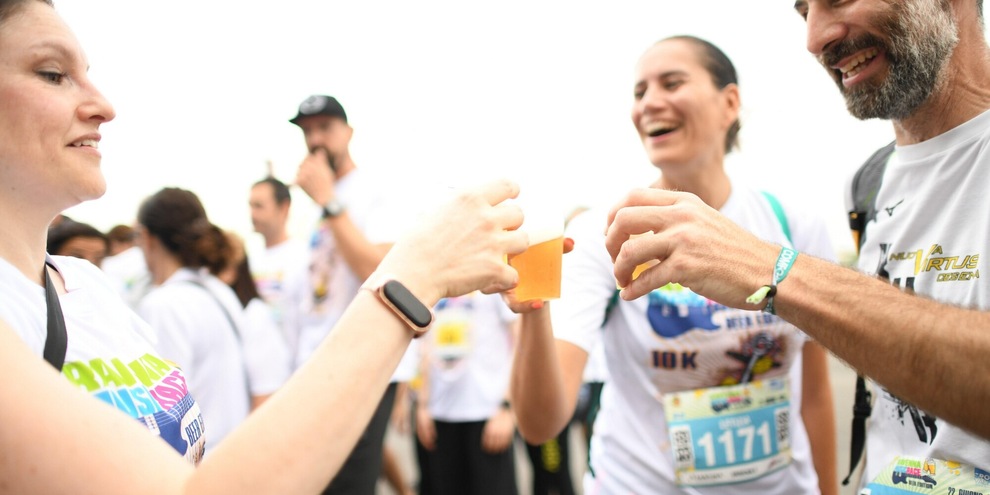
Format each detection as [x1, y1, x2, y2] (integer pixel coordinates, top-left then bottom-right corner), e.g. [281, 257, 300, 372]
[0, 0, 532, 493]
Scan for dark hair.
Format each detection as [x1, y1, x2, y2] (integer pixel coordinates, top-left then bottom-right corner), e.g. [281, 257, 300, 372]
[106, 224, 136, 244]
[253, 176, 291, 206]
[660, 35, 741, 154]
[227, 255, 261, 309]
[0, 0, 53, 25]
[216, 231, 261, 309]
[47, 218, 108, 255]
[137, 187, 233, 274]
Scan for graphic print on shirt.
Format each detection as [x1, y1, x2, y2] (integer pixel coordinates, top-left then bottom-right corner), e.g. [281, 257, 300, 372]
[308, 224, 336, 313]
[646, 283, 790, 388]
[432, 295, 475, 373]
[61, 352, 206, 464]
[870, 241, 983, 447]
[648, 285, 796, 485]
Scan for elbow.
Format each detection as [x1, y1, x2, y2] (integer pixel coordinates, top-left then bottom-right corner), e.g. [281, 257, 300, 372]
[515, 412, 568, 445]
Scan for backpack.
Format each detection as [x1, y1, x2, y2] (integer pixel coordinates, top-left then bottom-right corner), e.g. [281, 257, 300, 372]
[843, 140, 895, 486]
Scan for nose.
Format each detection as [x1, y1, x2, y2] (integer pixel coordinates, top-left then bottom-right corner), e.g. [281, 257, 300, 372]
[805, 3, 846, 58]
[77, 78, 116, 124]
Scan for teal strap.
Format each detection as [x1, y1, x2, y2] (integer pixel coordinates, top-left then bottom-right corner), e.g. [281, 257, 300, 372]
[601, 289, 620, 328]
[761, 191, 792, 245]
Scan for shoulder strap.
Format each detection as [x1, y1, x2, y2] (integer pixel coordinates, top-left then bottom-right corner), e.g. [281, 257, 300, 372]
[842, 141, 894, 486]
[183, 279, 253, 401]
[848, 140, 895, 250]
[183, 279, 242, 342]
[601, 289, 620, 328]
[42, 263, 68, 371]
[760, 191, 792, 245]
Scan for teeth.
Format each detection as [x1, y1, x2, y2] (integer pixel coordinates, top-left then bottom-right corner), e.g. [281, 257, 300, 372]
[840, 48, 879, 78]
[72, 139, 99, 149]
[645, 122, 676, 134]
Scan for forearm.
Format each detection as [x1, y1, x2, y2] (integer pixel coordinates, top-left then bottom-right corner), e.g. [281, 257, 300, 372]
[510, 306, 581, 444]
[324, 215, 389, 281]
[800, 342, 837, 495]
[192, 289, 415, 494]
[777, 254, 990, 439]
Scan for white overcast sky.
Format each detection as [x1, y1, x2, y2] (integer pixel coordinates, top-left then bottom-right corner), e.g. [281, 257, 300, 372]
[55, 1, 931, 257]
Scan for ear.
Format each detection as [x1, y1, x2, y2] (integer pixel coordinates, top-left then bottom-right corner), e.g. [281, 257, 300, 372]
[720, 83, 741, 129]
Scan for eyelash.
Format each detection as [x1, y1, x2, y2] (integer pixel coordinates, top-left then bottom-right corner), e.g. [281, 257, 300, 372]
[38, 71, 67, 84]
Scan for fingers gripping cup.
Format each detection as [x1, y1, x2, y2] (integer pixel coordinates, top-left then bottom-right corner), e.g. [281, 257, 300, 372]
[508, 215, 563, 302]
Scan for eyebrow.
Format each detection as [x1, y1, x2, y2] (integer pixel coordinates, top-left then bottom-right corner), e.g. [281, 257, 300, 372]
[794, 0, 808, 12]
[28, 40, 79, 65]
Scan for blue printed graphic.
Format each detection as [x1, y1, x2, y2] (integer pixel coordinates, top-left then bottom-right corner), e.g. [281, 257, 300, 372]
[647, 286, 720, 338]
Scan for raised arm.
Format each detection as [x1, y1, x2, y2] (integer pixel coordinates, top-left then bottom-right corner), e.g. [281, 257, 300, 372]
[509, 305, 589, 445]
[0, 180, 528, 495]
[604, 187, 990, 440]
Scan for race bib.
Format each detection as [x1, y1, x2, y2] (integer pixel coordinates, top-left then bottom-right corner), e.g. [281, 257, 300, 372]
[663, 377, 792, 486]
[432, 307, 472, 364]
[861, 456, 990, 495]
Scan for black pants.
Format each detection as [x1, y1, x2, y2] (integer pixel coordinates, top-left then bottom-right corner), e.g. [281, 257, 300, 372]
[524, 427, 575, 495]
[422, 419, 517, 495]
[322, 382, 397, 495]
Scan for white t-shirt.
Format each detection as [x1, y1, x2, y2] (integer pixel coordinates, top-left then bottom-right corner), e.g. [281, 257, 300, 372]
[855, 108, 990, 483]
[249, 238, 309, 358]
[100, 245, 152, 312]
[241, 297, 293, 396]
[288, 168, 418, 382]
[139, 268, 250, 450]
[554, 184, 835, 494]
[0, 255, 205, 464]
[424, 292, 517, 422]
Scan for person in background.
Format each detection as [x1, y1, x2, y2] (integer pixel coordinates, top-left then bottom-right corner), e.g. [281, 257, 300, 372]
[216, 230, 293, 410]
[289, 93, 422, 494]
[47, 218, 109, 267]
[416, 291, 519, 495]
[135, 187, 251, 450]
[509, 36, 838, 495]
[247, 175, 309, 357]
[100, 222, 152, 310]
[106, 224, 137, 257]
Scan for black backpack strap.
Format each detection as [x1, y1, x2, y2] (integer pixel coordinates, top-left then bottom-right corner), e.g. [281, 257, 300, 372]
[848, 140, 895, 250]
[843, 374, 873, 485]
[842, 141, 894, 486]
[42, 263, 68, 371]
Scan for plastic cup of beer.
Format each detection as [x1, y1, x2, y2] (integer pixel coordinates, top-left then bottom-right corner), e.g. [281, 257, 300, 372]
[508, 215, 563, 302]
[616, 232, 659, 289]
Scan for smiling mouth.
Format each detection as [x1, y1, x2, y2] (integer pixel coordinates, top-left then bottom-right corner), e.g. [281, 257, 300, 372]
[839, 47, 880, 80]
[70, 139, 99, 149]
[645, 122, 677, 138]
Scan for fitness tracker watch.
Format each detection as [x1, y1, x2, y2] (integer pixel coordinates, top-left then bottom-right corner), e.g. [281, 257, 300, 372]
[321, 198, 346, 219]
[362, 276, 434, 337]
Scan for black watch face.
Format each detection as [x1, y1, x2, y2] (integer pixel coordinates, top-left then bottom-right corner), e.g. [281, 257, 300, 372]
[381, 280, 432, 328]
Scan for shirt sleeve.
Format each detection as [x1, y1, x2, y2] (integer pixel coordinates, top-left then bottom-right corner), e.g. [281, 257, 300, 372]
[549, 208, 619, 353]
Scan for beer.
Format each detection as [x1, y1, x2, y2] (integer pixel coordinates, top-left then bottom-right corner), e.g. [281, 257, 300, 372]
[509, 230, 563, 302]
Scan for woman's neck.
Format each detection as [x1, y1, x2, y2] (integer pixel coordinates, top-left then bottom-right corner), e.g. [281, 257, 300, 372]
[655, 165, 732, 210]
[0, 207, 57, 286]
[149, 255, 183, 286]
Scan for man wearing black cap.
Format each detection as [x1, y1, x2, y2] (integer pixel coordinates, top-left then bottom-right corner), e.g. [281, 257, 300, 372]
[289, 94, 419, 494]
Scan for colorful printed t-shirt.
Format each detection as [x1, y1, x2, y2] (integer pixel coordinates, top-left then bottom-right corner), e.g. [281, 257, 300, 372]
[552, 184, 836, 494]
[0, 255, 205, 464]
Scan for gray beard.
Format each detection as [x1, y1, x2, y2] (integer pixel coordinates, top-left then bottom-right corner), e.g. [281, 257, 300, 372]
[837, 1, 958, 120]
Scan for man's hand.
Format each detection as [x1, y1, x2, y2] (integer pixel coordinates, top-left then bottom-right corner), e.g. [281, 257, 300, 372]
[295, 147, 336, 206]
[605, 188, 777, 307]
